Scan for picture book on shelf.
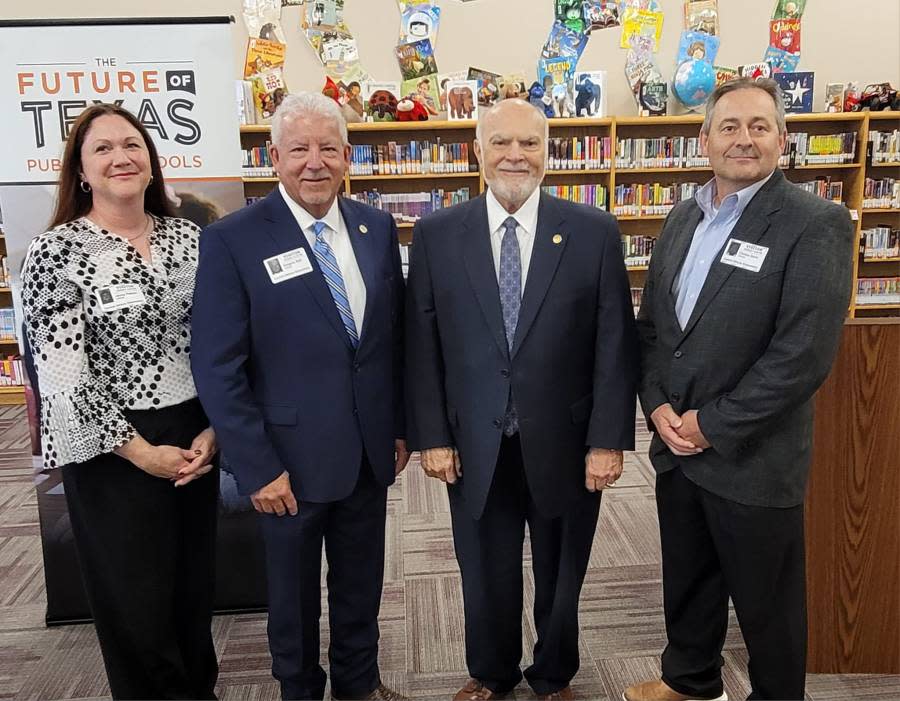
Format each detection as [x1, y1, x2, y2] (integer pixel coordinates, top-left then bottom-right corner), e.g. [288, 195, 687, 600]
[252, 67, 287, 120]
[467, 67, 502, 107]
[572, 71, 607, 118]
[774, 71, 814, 113]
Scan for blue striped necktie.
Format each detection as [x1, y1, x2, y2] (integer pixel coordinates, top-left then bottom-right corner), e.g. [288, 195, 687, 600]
[311, 220, 359, 348]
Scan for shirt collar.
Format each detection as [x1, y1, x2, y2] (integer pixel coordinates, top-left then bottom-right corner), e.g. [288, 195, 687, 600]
[279, 183, 342, 235]
[695, 169, 775, 220]
[486, 186, 541, 236]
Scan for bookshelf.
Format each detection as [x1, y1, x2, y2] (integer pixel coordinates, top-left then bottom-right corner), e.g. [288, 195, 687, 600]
[239, 111, 900, 318]
[0, 221, 25, 404]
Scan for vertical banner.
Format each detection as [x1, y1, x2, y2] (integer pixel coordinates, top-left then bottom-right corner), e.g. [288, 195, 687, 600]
[0, 17, 266, 623]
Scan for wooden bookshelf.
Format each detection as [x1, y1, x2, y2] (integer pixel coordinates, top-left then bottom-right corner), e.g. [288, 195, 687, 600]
[239, 111, 900, 318]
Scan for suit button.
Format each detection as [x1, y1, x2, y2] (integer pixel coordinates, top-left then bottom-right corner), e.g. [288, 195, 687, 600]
[353, 363, 361, 372]
[501, 369, 510, 378]
[492, 418, 502, 428]
[352, 408, 359, 416]
[674, 350, 683, 359]
[671, 392, 681, 401]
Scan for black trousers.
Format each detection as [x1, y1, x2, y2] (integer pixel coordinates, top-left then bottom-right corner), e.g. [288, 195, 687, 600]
[657, 467, 807, 701]
[61, 398, 219, 700]
[259, 458, 387, 701]
[449, 435, 601, 696]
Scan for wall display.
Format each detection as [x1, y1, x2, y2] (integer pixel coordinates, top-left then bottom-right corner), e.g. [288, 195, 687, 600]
[468, 66, 503, 108]
[363, 81, 401, 121]
[620, 8, 664, 51]
[243, 0, 287, 42]
[573, 71, 607, 118]
[445, 80, 479, 120]
[624, 35, 663, 107]
[676, 30, 719, 65]
[764, 45, 800, 73]
[584, 1, 620, 31]
[639, 81, 667, 116]
[714, 65, 738, 86]
[0, 16, 260, 623]
[683, 0, 718, 35]
[301, 0, 370, 86]
[399, 3, 441, 44]
[739, 62, 772, 80]
[774, 71, 815, 113]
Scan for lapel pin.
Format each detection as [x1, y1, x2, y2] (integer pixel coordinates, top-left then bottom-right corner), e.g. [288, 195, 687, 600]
[359, 224, 368, 234]
[552, 234, 563, 245]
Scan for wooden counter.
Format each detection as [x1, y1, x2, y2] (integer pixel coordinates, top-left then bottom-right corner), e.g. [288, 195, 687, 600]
[807, 318, 900, 673]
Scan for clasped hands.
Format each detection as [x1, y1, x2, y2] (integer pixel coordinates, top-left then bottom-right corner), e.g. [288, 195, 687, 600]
[650, 403, 710, 456]
[420, 445, 626, 493]
[117, 427, 217, 487]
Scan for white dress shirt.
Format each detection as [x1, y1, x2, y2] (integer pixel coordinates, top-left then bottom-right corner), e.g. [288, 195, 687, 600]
[486, 186, 541, 294]
[279, 185, 366, 337]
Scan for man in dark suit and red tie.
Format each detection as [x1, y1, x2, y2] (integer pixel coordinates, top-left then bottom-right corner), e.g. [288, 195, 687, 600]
[191, 92, 408, 701]
[405, 98, 639, 701]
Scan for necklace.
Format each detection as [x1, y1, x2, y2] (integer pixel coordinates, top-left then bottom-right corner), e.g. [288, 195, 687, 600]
[120, 214, 153, 242]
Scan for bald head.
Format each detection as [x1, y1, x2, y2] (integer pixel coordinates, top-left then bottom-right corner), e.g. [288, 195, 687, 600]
[474, 98, 548, 213]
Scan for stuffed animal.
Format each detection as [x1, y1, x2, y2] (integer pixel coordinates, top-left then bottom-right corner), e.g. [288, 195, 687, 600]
[528, 81, 554, 118]
[367, 90, 398, 121]
[396, 97, 429, 121]
[321, 76, 341, 105]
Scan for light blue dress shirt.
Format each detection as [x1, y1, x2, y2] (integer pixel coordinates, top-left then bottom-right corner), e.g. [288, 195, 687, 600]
[673, 171, 775, 329]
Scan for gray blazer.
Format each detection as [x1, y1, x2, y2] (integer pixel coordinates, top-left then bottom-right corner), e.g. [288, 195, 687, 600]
[636, 170, 854, 507]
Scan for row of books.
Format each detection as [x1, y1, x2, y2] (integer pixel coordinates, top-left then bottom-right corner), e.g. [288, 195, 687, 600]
[542, 184, 608, 209]
[0, 357, 24, 386]
[856, 277, 900, 306]
[242, 145, 274, 178]
[615, 137, 709, 169]
[622, 236, 656, 268]
[862, 177, 900, 210]
[869, 129, 900, 165]
[350, 142, 474, 176]
[547, 136, 612, 171]
[0, 256, 10, 288]
[861, 227, 900, 261]
[794, 177, 843, 203]
[0, 309, 17, 341]
[611, 182, 701, 217]
[778, 132, 858, 166]
[347, 188, 471, 224]
[630, 287, 644, 315]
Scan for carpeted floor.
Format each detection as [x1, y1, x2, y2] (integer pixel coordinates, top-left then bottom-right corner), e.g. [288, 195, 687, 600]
[1, 404, 898, 700]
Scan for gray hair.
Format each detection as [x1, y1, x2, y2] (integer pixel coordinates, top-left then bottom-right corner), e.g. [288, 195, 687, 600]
[701, 77, 786, 134]
[271, 92, 349, 146]
[475, 98, 550, 144]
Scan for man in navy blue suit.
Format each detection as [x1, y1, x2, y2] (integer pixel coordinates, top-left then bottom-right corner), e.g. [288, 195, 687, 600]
[405, 99, 638, 701]
[191, 92, 408, 701]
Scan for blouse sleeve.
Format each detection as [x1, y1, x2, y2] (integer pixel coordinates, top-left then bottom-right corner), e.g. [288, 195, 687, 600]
[21, 233, 136, 467]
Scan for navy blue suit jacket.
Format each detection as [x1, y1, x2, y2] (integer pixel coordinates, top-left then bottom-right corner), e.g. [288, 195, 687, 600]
[405, 192, 638, 520]
[191, 190, 404, 500]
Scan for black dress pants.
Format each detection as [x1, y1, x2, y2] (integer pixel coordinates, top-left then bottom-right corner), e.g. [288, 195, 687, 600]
[259, 458, 387, 701]
[449, 435, 601, 696]
[656, 467, 807, 701]
[61, 398, 219, 700]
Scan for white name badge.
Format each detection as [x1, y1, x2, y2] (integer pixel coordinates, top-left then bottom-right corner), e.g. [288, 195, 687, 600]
[95, 283, 147, 312]
[720, 238, 769, 273]
[264, 248, 314, 284]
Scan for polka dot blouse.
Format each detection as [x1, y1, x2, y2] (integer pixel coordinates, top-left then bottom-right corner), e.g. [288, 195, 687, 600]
[21, 216, 201, 469]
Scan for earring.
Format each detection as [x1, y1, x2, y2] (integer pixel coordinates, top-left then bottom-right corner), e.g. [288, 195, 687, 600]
[148, 175, 154, 184]
[79, 181, 91, 193]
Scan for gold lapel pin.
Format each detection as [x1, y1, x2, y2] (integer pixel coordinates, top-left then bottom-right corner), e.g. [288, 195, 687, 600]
[552, 234, 563, 244]
[359, 224, 368, 234]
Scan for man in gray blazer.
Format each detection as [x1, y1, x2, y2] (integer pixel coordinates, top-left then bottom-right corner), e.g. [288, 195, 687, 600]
[624, 78, 854, 701]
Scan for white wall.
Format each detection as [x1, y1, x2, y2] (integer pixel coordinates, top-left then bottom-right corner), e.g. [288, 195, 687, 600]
[10, 0, 900, 115]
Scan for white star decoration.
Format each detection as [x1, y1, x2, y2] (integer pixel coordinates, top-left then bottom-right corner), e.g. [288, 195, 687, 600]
[786, 80, 810, 105]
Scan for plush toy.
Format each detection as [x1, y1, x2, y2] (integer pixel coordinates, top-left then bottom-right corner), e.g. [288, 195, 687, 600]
[321, 76, 341, 105]
[528, 81, 554, 118]
[367, 90, 398, 121]
[396, 96, 429, 121]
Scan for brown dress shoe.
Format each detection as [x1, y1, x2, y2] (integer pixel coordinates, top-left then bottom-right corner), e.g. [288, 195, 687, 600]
[334, 683, 409, 701]
[453, 678, 508, 700]
[365, 683, 409, 701]
[622, 679, 728, 701]
[537, 685, 574, 700]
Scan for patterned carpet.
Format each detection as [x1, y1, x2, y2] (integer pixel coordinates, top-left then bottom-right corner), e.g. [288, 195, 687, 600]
[0, 404, 898, 700]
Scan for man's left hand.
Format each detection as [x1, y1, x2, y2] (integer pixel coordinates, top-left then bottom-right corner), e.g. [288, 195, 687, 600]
[585, 447, 624, 492]
[395, 439, 411, 475]
[675, 410, 711, 450]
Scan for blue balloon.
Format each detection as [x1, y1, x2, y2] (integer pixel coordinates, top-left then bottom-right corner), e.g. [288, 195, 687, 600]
[672, 59, 716, 109]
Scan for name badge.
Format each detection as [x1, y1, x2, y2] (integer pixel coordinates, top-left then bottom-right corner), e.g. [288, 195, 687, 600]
[720, 238, 769, 273]
[264, 248, 314, 284]
[95, 283, 147, 312]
